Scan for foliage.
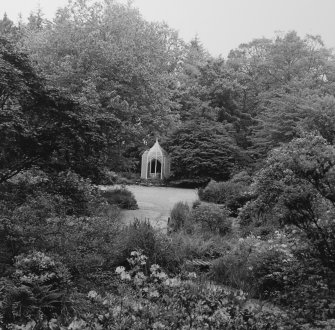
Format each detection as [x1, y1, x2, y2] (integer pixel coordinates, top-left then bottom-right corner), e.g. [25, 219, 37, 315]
[185, 203, 232, 236]
[54, 250, 293, 330]
[271, 248, 335, 325]
[0, 251, 71, 328]
[0, 37, 107, 184]
[2, 11, 335, 329]
[171, 231, 228, 261]
[240, 133, 335, 270]
[210, 232, 293, 296]
[167, 119, 242, 181]
[112, 220, 181, 273]
[199, 175, 252, 216]
[22, 0, 185, 172]
[101, 186, 138, 210]
[209, 232, 335, 325]
[169, 201, 190, 232]
[228, 32, 335, 159]
[0, 178, 121, 274]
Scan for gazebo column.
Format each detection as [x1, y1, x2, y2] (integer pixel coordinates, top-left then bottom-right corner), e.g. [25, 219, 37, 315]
[161, 157, 164, 179]
[154, 158, 157, 177]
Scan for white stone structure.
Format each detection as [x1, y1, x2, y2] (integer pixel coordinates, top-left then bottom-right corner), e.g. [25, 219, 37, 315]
[141, 139, 171, 179]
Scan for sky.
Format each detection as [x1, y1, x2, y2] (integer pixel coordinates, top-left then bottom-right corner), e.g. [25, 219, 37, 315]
[1, 0, 335, 57]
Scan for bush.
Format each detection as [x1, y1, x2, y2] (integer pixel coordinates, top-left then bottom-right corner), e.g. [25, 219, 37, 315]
[0, 192, 121, 274]
[168, 177, 210, 188]
[0, 192, 68, 267]
[209, 232, 296, 297]
[199, 178, 251, 216]
[170, 231, 229, 261]
[0, 252, 71, 327]
[49, 171, 105, 216]
[169, 201, 190, 232]
[185, 204, 232, 236]
[101, 186, 138, 210]
[48, 214, 121, 274]
[192, 199, 201, 209]
[267, 239, 335, 324]
[61, 251, 294, 330]
[98, 169, 118, 185]
[112, 220, 180, 273]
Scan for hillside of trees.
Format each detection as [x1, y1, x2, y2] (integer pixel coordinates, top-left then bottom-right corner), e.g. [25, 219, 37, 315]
[1, 0, 335, 329]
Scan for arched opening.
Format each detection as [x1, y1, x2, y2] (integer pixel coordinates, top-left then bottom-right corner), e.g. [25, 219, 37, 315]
[148, 159, 161, 178]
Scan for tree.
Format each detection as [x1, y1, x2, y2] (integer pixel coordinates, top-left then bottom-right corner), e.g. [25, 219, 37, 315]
[0, 36, 106, 183]
[0, 13, 15, 35]
[22, 0, 185, 171]
[245, 133, 335, 269]
[228, 32, 335, 159]
[166, 119, 242, 182]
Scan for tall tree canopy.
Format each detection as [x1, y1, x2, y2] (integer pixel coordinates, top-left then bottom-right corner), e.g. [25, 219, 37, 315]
[0, 37, 105, 183]
[21, 0, 185, 171]
[228, 32, 335, 159]
[166, 119, 242, 182]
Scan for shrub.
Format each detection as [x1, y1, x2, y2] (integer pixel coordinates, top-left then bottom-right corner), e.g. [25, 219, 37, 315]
[169, 201, 190, 232]
[199, 179, 251, 216]
[101, 186, 138, 210]
[49, 171, 105, 216]
[98, 169, 118, 185]
[171, 231, 229, 261]
[47, 214, 121, 274]
[230, 171, 252, 185]
[0, 192, 121, 274]
[185, 204, 232, 236]
[168, 177, 210, 188]
[0, 252, 71, 327]
[267, 239, 335, 324]
[237, 199, 279, 238]
[192, 199, 201, 209]
[209, 232, 296, 297]
[112, 220, 180, 273]
[64, 251, 294, 330]
[0, 192, 68, 266]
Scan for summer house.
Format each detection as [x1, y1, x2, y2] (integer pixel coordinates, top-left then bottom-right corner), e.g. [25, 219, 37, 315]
[141, 139, 171, 179]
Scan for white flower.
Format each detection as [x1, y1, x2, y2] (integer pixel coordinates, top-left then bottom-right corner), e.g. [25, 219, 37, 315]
[187, 272, 197, 279]
[150, 264, 160, 272]
[87, 290, 98, 299]
[149, 290, 159, 298]
[134, 272, 147, 285]
[115, 266, 125, 274]
[120, 272, 131, 281]
[164, 278, 181, 287]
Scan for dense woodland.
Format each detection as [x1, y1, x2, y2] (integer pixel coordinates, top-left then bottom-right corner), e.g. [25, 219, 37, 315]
[1, 0, 335, 329]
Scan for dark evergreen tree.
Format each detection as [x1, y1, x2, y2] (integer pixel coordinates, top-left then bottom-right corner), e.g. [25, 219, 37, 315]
[166, 119, 242, 182]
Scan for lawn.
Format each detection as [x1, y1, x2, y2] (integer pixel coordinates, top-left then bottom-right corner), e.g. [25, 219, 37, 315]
[117, 185, 197, 230]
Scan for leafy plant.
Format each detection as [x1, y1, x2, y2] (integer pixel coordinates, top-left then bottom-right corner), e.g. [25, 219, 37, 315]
[112, 220, 180, 273]
[101, 186, 138, 210]
[0, 251, 71, 327]
[185, 203, 232, 236]
[169, 201, 190, 232]
[199, 178, 251, 215]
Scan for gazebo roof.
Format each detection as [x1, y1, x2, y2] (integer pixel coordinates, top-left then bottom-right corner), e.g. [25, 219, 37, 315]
[146, 139, 168, 159]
